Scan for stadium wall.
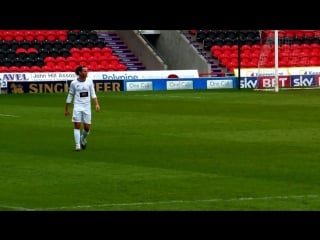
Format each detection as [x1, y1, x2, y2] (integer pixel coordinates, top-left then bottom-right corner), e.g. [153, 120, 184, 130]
[143, 30, 210, 73]
[114, 30, 167, 70]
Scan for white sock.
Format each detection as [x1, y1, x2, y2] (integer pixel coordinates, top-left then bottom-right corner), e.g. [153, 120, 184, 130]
[82, 130, 90, 141]
[74, 129, 81, 145]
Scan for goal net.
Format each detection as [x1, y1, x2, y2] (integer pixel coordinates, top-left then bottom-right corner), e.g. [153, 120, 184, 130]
[256, 30, 320, 91]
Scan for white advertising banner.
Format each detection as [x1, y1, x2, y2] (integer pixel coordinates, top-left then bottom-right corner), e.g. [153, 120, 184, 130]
[0, 72, 77, 81]
[234, 68, 290, 77]
[0, 70, 199, 82]
[234, 67, 320, 77]
[166, 80, 193, 90]
[126, 81, 153, 91]
[287, 67, 320, 76]
[207, 79, 233, 89]
[98, 70, 199, 80]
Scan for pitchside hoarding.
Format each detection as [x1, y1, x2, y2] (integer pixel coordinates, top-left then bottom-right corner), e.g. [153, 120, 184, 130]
[6, 77, 236, 93]
[239, 75, 320, 89]
[4, 70, 320, 93]
[7, 80, 124, 94]
[7, 75, 320, 93]
[0, 70, 199, 82]
[124, 78, 236, 91]
[234, 67, 320, 77]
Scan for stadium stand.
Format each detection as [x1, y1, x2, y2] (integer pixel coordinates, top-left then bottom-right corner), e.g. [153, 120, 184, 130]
[182, 30, 226, 76]
[258, 30, 320, 68]
[98, 32, 145, 71]
[185, 30, 320, 75]
[0, 30, 148, 72]
[2, 29, 320, 74]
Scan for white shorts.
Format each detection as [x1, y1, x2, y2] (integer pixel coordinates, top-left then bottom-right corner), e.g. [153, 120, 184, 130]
[72, 109, 91, 124]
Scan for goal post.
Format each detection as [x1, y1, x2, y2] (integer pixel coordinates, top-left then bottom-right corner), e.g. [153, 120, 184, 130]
[274, 30, 279, 92]
[256, 30, 280, 92]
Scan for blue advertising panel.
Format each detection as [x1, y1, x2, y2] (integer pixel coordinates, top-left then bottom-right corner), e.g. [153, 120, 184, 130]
[7, 80, 123, 94]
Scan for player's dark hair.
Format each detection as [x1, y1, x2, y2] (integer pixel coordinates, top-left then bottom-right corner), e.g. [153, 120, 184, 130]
[75, 65, 84, 75]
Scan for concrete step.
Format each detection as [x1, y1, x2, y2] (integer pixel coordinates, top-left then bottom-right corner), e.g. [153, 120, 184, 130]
[114, 53, 135, 58]
[98, 33, 118, 37]
[112, 49, 132, 54]
[98, 32, 145, 71]
[99, 36, 121, 41]
[103, 40, 125, 45]
[119, 57, 140, 62]
[125, 62, 144, 67]
[127, 66, 145, 70]
[108, 45, 129, 50]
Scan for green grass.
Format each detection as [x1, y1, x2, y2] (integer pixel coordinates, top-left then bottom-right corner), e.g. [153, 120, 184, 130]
[1, 89, 320, 210]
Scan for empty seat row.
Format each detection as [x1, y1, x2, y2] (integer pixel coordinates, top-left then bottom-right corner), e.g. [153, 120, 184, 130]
[0, 30, 68, 42]
[0, 62, 126, 73]
[195, 30, 260, 42]
[0, 30, 98, 42]
[0, 38, 106, 52]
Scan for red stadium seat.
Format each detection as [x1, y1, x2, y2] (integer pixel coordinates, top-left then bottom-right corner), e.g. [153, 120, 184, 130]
[44, 56, 55, 67]
[3, 30, 14, 41]
[70, 48, 81, 58]
[30, 65, 42, 72]
[78, 56, 87, 66]
[0, 66, 9, 72]
[56, 56, 67, 68]
[64, 65, 75, 72]
[116, 63, 127, 71]
[91, 47, 102, 58]
[8, 66, 20, 72]
[19, 66, 32, 72]
[81, 47, 91, 58]
[13, 30, 24, 42]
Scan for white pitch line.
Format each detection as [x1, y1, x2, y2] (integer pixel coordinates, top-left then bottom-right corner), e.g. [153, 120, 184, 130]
[0, 113, 19, 117]
[0, 204, 35, 211]
[2, 194, 318, 211]
[41, 194, 319, 210]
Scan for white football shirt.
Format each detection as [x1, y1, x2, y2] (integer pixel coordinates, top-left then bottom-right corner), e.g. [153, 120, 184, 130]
[66, 79, 97, 111]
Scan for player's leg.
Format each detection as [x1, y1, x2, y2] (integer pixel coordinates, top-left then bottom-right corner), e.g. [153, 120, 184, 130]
[80, 111, 92, 149]
[80, 123, 90, 149]
[72, 110, 82, 151]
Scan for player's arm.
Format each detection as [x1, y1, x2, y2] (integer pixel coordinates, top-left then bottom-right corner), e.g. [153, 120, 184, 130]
[93, 97, 100, 112]
[65, 82, 75, 116]
[90, 81, 100, 112]
[65, 102, 71, 116]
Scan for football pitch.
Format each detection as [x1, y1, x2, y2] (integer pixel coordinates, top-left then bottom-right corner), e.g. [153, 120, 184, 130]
[1, 88, 320, 211]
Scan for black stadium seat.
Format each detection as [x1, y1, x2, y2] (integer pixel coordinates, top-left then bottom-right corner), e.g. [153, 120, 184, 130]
[31, 39, 42, 51]
[88, 30, 98, 41]
[10, 40, 20, 51]
[0, 40, 10, 51]
[24, 57, 34, 67]
[52, 39, 63, 49]
[13, 57, 24, 67]
[73, 39, 85, 48]
[20, 39, 31, 49]
[67, 30, 78, 41]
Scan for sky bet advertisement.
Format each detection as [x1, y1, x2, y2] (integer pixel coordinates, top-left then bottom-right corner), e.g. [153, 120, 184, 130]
[239, 75, 320, 89]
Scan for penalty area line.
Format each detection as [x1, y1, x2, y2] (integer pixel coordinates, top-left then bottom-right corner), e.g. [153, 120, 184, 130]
[0, 113, 20, 117]
[42, 194, 319, 210]
[0, 204, 36, 211]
